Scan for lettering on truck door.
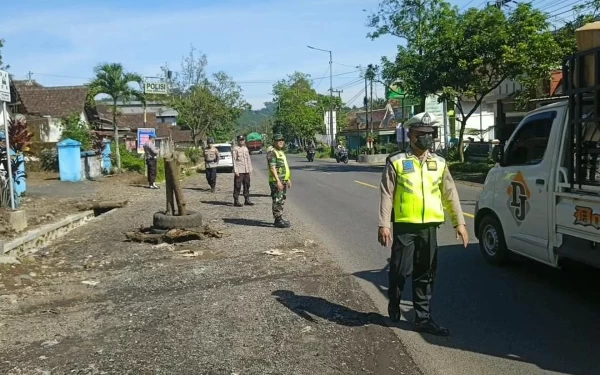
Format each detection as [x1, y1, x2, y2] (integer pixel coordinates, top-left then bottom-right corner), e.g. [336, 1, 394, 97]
[494, 111, 558, 262]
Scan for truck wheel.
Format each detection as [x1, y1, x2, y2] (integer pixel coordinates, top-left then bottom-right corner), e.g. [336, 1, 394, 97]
[478, 215, 509, 266]
[153, 210, 203, 230]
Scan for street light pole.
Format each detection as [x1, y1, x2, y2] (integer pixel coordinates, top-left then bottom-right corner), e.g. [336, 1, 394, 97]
[308, 45, 334, 149]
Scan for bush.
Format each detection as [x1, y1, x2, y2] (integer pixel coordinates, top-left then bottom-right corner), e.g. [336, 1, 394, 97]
[184, 147, 202, 165]
[116, 144, 145, 173]
[316, 145, 331, 159]
[40, 149, 59, 172]
[61, 113, 92, 150]
[448, 161, 494, 174]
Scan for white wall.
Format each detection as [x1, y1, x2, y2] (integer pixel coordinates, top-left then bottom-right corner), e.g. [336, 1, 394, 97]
[457, 102, 496, 141]
[41, 111, 88, 143]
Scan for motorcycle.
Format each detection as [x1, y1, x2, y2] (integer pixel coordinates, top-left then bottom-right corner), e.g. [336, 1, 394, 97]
[307, 149, 316, 162]
[335, 149, 349, 164]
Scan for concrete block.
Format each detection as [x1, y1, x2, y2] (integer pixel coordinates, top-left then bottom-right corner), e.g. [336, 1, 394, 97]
[0, 255, 21, 264]
[5, 210, 27, 233]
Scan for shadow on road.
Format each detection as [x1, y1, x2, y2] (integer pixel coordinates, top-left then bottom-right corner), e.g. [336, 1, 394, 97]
[184, 187, 211, 192]
[272, 290, 413, 331]
[223, 218, 273, 227]
[353, 243, 600, 374]
[202, 200, 232, 206]
[290, 163, 384, 174]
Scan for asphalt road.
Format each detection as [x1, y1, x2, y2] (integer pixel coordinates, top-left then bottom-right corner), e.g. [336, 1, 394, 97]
[254, 154, 600, 375]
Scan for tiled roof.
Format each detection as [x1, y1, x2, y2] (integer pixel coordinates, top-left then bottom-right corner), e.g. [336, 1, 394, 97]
[156, 124, 194, 142]
[95, 105, 157, 129]
[15, 85, 90, 118]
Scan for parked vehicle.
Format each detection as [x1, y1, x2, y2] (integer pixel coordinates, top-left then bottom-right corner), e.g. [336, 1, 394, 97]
[307, 149, 315, 162]
[336, 148, 348, 164]
[246, 132, 264, 154]
[474, 46, 600, 269]
[464, 141, 494, 162]
[214, 143, 234, 172]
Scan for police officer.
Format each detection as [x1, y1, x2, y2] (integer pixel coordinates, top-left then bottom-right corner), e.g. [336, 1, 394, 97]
[204, 138, 220, 193]
[378, 112, 469, 337]
[267, 134, 291, 228]
[143, 135, 159, 189]
[233, 135, 254, 207]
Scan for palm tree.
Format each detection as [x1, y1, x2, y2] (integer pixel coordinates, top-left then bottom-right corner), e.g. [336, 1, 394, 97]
[89, 63, 144, 170]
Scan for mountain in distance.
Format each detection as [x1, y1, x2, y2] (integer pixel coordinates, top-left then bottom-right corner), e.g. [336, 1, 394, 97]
[237, 102, 276, 129]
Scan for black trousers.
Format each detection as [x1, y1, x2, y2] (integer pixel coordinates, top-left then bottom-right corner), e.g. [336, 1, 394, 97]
[205, 168, 217, 189]
[233, 173, 251, 200]
[388, 223, 439, 322]
[146, 158, 157, 185]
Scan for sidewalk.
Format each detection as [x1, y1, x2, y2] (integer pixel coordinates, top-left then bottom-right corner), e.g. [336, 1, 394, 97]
[0, 173, 420, 374]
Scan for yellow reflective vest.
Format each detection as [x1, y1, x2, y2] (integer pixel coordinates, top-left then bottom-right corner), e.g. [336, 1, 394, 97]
[268, 149, 291, 182]
[390, 152, 445, 224]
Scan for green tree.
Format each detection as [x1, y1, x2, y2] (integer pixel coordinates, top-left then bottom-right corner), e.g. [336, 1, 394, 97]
[272, 72, 323, 146]
[60, 113, 92, 150]
[0, 38, 7, 70]
[368, 0, 453, 108]
[89, 63, 144, 170]
[376, 2, 561, 161]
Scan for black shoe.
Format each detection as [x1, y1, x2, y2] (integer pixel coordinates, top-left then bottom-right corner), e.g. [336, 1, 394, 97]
[414, 319, 450, 336]
[274, 218, 290, 228]
[244, 199, 254, 206]
[234, 200, 243, 207]
[388, 302, 401, 322]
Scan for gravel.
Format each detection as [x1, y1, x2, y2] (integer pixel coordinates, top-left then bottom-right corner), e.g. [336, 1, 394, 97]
[0, 172, 420, 375]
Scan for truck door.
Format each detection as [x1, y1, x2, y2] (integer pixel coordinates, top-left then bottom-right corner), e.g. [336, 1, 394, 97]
[495, 110, 558, 262]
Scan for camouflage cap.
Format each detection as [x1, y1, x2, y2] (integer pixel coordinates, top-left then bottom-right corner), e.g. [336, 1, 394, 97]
[273, 133, 284, 141]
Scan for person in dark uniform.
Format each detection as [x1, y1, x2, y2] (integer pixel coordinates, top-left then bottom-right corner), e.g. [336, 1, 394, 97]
[378, 112, 469, 336]
[143, 135, 159, 189]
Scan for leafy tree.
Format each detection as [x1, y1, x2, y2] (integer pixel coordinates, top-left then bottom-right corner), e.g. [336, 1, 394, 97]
[368, 0, 453, 108]
[89, 63, 144, 170]
[373, 2, 561, 161]
[60, 113, 92, 150]
[0, 38, 7, 70]
[272, 72, 324, 146]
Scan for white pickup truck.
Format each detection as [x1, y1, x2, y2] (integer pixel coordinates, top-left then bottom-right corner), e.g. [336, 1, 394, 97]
[474, 47, 600, 269]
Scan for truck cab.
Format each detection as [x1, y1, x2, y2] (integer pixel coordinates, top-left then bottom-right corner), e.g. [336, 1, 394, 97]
[474, 46, 600, 269]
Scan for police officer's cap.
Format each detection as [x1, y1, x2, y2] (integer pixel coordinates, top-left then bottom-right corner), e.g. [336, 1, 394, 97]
[402, 112, 438, 133]
[237, 135, 245, 141]
[273, 133, 284, 141]
[207, 138, 215, 145]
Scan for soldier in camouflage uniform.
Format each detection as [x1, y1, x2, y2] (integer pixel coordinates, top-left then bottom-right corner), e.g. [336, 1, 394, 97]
[267, 134, 291, 228]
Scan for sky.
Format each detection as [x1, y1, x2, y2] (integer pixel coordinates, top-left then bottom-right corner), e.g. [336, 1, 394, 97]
[0, 0, 577, 110]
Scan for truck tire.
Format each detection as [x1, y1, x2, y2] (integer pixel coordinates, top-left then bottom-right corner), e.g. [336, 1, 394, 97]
[153, 210, 203, 230]
[478, 215, 509, 266]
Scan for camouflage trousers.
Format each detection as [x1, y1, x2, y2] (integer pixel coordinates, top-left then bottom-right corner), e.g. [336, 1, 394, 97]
[269, 182, 287, 219]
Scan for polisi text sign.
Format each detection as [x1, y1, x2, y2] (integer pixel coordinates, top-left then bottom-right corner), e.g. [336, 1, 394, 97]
[144, 80, 168, 95]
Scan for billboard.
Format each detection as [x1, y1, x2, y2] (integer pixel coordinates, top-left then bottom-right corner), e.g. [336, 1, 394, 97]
[137, 128, 156, 154]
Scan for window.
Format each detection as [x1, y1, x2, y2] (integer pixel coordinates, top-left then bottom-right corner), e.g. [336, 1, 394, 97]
[505, 111, 556, 166]
[216, 145, 231, 153]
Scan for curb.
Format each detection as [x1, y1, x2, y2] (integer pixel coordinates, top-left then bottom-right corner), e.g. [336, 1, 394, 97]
[0, 210, 95, 256]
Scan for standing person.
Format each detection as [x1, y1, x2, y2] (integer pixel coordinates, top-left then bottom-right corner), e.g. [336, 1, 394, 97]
[203, 138, 220, 193]
[232, 135, 254, 207]
[267, 133, 291, 228]
[378, 112, 469, 337]
[143, 134, 159, 189]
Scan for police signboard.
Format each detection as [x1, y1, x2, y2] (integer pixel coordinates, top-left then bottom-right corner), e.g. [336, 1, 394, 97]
[144, 79, 168, 95]
[137, 127, 156, 154]
[0, 70, 11, 102]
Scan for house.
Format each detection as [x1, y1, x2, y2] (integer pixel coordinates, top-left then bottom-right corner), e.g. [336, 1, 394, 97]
[10, 81, 91, 143]
[97, 100, 178, 125]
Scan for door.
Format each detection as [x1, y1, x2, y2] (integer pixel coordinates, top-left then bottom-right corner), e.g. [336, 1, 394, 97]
[494, 110, 558, 262]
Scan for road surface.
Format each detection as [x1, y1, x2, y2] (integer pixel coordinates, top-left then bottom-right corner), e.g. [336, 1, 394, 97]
[254, 154, 600, 375]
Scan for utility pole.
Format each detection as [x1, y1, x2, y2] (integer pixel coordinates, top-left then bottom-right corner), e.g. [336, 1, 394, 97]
[364, 75, 368, 159]
[370, 72, 374, 155]
[332, 89, 343, 146]
[307, 46, 334, 149]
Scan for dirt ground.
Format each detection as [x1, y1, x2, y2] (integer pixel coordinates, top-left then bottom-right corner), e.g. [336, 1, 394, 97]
[0, 173, 421, 375]
[0, 171, 150, 239]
